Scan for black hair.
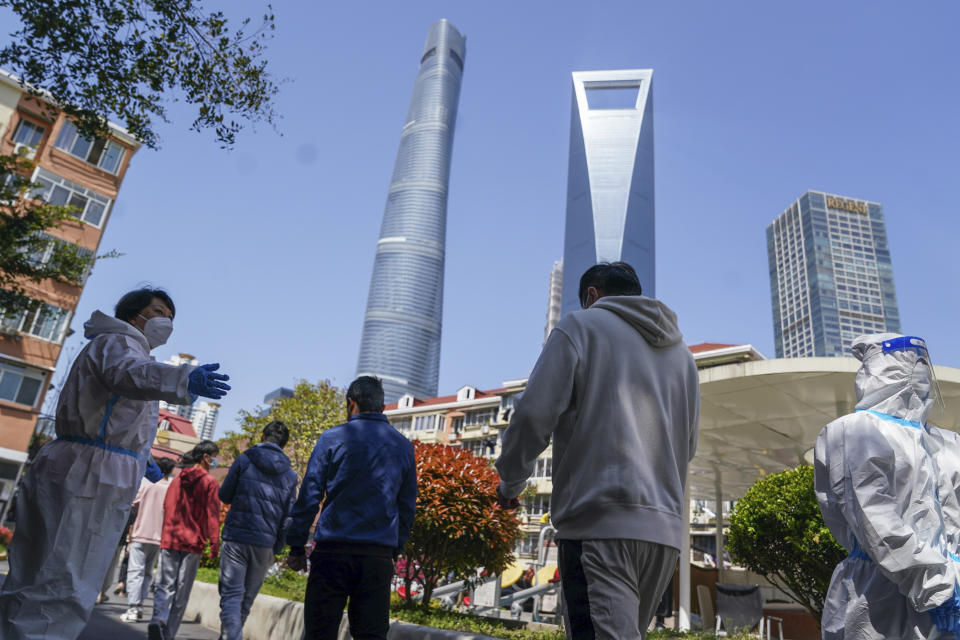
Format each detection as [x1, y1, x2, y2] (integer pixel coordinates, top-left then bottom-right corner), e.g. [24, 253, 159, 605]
[114, 288, 176, 321]
[262, 420, 290, 448]
[578, 262, 642, 307]
[181, 439, 219, 465]
[156, 457, 176, 476]
[347, 376, 385, 413]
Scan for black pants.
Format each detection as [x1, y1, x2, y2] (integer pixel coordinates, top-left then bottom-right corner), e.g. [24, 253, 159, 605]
[303, 550, 394, 640]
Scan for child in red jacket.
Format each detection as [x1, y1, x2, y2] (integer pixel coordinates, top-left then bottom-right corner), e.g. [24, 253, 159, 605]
[149, 441, 221, 640]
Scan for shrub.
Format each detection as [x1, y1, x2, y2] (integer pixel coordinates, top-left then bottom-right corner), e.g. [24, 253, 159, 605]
[399, 442, 522, 607]
[0, 525, 11, 546]
[727, 465, 845, 621]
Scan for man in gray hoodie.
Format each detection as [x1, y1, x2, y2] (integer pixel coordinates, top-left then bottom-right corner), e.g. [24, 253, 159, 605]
[496, 262, 699, 640]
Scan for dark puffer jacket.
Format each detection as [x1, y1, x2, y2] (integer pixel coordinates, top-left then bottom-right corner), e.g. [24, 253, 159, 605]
[219, 443, 299, 552]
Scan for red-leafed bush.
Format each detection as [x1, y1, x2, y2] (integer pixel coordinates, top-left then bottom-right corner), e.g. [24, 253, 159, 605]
[398, 442, 522, 608]
[0, 525, 12, 546]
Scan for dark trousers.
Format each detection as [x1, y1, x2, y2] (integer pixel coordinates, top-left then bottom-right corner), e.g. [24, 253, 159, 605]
[303, 550, 394, 640]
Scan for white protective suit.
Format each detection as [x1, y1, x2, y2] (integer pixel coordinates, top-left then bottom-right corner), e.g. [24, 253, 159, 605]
[928, 425, 960, 563]
[814, 333, 958, 640]
[0, 311, 195, 640]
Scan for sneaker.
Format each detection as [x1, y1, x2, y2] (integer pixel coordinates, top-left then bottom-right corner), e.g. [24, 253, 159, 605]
[147, 621, 165, 640]
[120, 608, 142, 622]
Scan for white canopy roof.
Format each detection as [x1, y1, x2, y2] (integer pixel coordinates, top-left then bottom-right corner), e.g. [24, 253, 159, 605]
[690, 357, 960, 500]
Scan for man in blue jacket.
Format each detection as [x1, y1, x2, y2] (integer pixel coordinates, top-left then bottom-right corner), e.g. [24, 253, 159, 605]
[217, 421, 299, 640]
[286, 376, 417, 640]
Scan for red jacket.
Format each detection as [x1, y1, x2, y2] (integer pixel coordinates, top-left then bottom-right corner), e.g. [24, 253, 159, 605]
[161, 466, 221, 555]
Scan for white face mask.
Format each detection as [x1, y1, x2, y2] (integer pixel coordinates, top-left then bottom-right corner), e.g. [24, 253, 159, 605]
[138, 315, 173, 349]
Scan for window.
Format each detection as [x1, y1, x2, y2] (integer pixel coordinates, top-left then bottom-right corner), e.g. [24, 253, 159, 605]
[516, 532, 539, 555]
[13, 120, 45, 149]
[54, 121, 125, 174]
[27, 232, 95, 283]
[413, 413, 441, 431]
[464, 408, 495, 427]
[391, 417, 412, 432]
[533, 457, 552, 478]
[0, 360, 45, 407]
[32, 168, 111, 227]
[1, 300, 70, 342]
[523, 494, 551, 516]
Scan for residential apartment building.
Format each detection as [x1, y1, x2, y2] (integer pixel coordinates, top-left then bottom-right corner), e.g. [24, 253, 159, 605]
[0, 71, 140, 494]
[158, 353, 221, 440]
[767, 190, 901, 357]
[383, 342, 763, 560]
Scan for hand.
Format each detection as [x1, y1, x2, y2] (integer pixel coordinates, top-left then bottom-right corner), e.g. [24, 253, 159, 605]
[188, 363, 231, 399]
[209, 545, 219, 560]
[497, 486, 520, 510]
[286, 554, 307, 572]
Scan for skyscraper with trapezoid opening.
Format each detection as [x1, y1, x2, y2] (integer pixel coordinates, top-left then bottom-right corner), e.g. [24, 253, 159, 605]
[561, 69, 655, 315]
[356, 19, 466, 402]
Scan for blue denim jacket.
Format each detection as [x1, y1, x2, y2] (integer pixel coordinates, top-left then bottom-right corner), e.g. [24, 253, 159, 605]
[286, 413, 417, 554]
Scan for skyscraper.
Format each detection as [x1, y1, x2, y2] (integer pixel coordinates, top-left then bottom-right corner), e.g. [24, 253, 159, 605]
[767, 190, 901, 358]
[356, 19, 466, 402]
[544, 259, 563, 342]
[561, 69, 655, 316]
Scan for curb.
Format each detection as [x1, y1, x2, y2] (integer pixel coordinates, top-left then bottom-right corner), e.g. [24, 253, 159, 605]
[184, 580, 532, 640]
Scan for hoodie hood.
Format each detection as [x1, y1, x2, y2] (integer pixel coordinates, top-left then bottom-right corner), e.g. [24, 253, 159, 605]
[852, 332, 934, 424]
[246, 443, 292, 476]
[177, 466, 210, 492]
[84, 310, 149, 349]
[591, 296, 683, 348]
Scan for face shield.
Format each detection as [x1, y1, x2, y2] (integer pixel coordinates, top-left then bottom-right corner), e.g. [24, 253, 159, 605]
[882, 336, 945, 410]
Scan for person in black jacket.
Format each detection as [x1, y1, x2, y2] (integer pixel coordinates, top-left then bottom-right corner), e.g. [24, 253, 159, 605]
[217, 421, 299, 640]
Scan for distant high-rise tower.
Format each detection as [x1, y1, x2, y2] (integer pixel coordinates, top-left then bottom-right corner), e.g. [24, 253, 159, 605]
[356, 19, 466, 402]
[544, 259, 563, 341]
[767, 190, 901, 358]
[158, 353, 220, 440]
[561, 69, 655, 316]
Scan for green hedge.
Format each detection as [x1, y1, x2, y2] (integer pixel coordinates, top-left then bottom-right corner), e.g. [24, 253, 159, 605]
[195, 568, 754, 639]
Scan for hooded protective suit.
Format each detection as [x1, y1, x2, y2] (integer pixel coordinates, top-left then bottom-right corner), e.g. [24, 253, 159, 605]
[815, 333, 958, 639]
[0, 311, 195, 640]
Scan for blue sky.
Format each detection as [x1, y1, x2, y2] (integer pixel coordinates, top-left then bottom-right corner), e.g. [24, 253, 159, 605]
[25, 1, 960, 438]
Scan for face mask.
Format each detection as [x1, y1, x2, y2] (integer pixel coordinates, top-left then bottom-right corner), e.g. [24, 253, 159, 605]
[208, 457, 219, 469]
[139, 315, 173, 349]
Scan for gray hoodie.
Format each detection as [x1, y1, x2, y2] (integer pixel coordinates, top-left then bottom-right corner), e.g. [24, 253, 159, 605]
[496, 295, 699, 549]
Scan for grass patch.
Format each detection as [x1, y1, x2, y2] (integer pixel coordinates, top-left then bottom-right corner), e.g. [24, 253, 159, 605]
[195, 566, 308, 602]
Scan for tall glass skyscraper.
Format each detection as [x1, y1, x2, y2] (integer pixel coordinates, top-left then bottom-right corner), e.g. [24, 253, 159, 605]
[561, 69, 655, 315]
[356, 19, 466, 402]
[767, 190, 901, 358]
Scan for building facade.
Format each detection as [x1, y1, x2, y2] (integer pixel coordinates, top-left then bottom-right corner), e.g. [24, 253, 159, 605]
[158, 353, 221, 440]
[356, 19, 466, 402]
[0, 71, 139, 498]
[561, 69, 655, 316]
[767, 190, 901, 358]
[544, 259, 563, 342]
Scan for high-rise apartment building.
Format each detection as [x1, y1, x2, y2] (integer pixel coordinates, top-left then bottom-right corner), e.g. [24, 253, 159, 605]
[158, 353, 220, 440]
[0, 71, 139, 500]
[356, 19, 466, 402]
[767, 190, 901, 358]
[544, 259, 563, 341]
[561, 69, 655, 316]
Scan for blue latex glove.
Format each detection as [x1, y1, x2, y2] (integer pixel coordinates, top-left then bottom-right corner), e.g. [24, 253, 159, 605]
[188, 363, 231, 399]
[144, 459, 163, 483]
[929, 586, 960, 634]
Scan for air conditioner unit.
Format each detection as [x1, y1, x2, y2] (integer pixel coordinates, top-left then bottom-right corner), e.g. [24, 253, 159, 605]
[13, 143, 36, 160]
[481, 425, 489, 434]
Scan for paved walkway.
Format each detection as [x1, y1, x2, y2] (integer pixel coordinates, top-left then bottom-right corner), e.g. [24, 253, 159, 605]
[1, 558, 219, 640]
[80, 596, 220, 640]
